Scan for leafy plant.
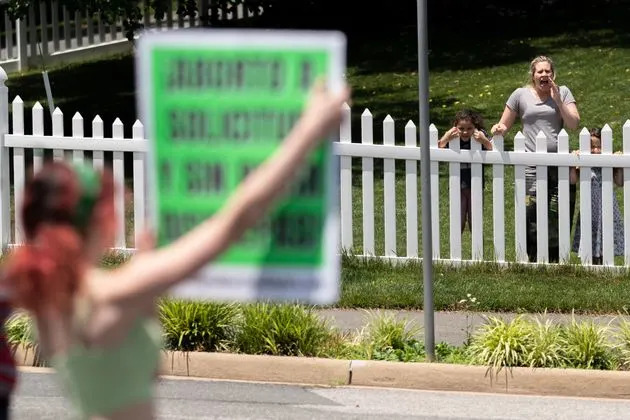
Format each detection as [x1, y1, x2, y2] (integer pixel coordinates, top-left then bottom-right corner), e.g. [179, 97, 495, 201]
[5, 312, 46, 366]
[5, 312, 37, 349]
[356, 311, 424, 361]
[525, 316, 567, 368]
[158, 299, 239, 352]
[466, 315, 532, 383]
[235, 303, 333, 357]
[564, 317, 616, 370]
[614, 317, 630, 370]
[435, 341, 469, 364]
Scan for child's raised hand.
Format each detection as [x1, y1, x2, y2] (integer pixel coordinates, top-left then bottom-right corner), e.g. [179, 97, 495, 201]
[472, 129, 488, 143]
[572, 149, 580, 170]
[445, 127, 460, 140]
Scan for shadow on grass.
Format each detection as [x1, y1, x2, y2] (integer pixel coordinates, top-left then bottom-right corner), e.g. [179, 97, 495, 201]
[5, 53, 137, 138]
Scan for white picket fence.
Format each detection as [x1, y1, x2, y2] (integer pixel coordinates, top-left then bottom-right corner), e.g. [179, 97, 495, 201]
[0, 68, 148, 250]
[1, 68, 630, 266]
[0, 0, 263, 72]
[335, 105, 630, 267]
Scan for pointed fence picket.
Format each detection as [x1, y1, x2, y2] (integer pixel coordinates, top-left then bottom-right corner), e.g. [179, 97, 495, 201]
[492, 135, 505, 262]
[406, 121, 419, 258]
[361, 109, 375, 256]
[557, 129, 571, 262]
[579, 128, 593, 264]
[383, 115, 396, 257]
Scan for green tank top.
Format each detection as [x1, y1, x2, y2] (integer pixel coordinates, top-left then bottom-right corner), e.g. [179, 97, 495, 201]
[51, 317, 162, 418]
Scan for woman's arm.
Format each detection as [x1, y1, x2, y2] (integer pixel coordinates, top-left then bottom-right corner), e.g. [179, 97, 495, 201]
[557, 102, 580, 130]
[550, 81, 580, 130]
[490, 106, 517, 135]
[99, 82, 349, 306]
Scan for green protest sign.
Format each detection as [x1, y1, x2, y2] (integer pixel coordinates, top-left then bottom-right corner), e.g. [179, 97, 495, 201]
[137, 30, 345, 303]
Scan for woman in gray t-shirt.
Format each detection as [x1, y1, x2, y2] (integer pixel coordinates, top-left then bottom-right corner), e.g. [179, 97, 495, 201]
[491, 55, 580, 262]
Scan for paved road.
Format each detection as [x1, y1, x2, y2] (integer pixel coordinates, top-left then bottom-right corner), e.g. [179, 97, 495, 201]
[11, 370, 630, 419]
[315, 309, 619, 346]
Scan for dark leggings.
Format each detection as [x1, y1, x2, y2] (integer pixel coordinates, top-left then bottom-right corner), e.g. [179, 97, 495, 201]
[0, 397, 10, 420]
[461, 188, 471, 233]
[526, 180, 577, 263]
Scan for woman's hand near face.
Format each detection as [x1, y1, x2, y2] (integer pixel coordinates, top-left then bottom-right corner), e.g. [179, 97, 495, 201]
[549, 78, 562, 104]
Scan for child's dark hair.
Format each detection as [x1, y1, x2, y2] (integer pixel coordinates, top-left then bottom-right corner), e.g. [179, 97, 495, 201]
[590, 127, 602, 139]
[453, 109, 485, 130]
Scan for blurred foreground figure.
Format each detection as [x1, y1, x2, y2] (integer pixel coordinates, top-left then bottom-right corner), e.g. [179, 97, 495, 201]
[0, 287, 16, 420]
[2, 81, 349, 420]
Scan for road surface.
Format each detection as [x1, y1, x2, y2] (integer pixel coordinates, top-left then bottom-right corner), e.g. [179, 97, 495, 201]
[11, 370, 630, 419]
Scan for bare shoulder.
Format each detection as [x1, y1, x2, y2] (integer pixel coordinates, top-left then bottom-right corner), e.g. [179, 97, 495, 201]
[84, 267, 122, 302]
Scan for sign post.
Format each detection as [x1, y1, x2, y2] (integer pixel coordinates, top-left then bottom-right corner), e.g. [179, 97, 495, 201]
[137, 30, 345, 304]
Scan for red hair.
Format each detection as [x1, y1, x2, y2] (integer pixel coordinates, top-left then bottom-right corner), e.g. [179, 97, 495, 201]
[4, 162, 114, 314]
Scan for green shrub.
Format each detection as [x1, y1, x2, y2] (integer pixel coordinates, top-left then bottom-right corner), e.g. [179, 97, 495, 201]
[615, 318, 630, 369]
[435, 342, 469, 364]
[466, 315, 532, 379]
[356, 311, 424, 362]
[525, 317, 567, 368]
[5, 312, 47, 366]
[158, 299, 239, 352]
[235, 303, 333, 357]
[319, 330, 365, 360]
[5, 312, 37, 350]
[564, 318, 616, 370]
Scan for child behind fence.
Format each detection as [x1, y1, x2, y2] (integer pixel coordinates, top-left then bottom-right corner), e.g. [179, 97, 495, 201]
[570, 128, 624, 264]
[438, 110, 493, 233]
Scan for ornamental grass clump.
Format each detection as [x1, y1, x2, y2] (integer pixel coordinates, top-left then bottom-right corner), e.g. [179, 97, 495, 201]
[564, 317, 616, 370]
[466, 315, 532, 383]
[356, 311, 424, 362]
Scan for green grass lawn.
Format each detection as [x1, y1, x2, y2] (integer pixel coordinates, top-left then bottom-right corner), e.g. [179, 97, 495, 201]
[4, 24, 630, 313]
[339, 255, 630, 314]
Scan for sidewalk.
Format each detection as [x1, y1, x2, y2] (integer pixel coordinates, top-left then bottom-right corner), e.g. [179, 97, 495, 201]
[314, 309, 620, 345]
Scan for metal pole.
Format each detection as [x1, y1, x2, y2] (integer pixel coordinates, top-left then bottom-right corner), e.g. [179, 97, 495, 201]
[417, 0, 435, 361]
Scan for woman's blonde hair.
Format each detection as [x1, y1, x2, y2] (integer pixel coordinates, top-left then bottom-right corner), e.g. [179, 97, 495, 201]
[526, 55, 556, 86]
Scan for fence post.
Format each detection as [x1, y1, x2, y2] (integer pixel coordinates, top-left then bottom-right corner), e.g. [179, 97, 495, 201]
[16, 18, 28, 71]
[0, 68, 10, 250]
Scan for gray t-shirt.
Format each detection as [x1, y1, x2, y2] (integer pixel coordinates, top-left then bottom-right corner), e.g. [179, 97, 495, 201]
[506, 85, 576, 153]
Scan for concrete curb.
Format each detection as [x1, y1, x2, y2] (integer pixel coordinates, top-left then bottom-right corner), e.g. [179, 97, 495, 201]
[158, 351, 630, 400]
[14, 347, 630, 400]
[158, 351, 350, 386]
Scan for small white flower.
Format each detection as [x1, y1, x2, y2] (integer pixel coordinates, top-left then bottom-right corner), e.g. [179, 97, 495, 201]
[467, 293, 472, 298]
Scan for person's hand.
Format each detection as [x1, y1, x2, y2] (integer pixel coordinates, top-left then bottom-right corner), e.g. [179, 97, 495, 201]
[491, 123, 507, 135]
[549, 78, 561, 104]
[572, 149, 580, 170]
[473, 129, 488, 144]
[445, 126, 460, 140]
[298, 79, 351, 143]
